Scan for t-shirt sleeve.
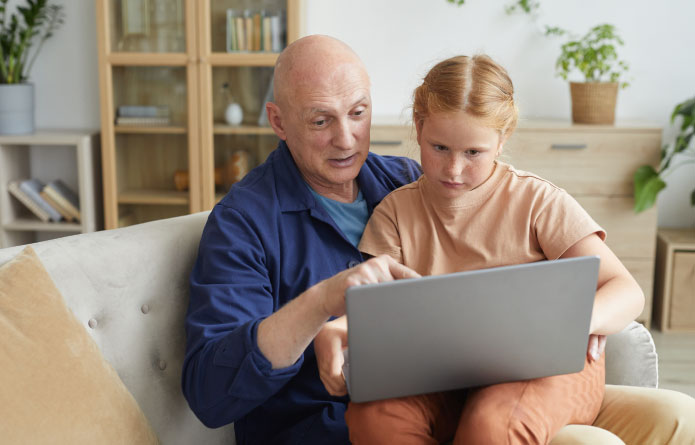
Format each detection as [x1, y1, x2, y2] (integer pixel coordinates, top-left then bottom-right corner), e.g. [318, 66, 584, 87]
[358, 196, 403, 263]
[535, 188, 607, 260]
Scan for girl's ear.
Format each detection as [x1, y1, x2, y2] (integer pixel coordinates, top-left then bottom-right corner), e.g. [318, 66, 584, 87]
[415, 118, 424, 145]
[496, 134, 509, 157]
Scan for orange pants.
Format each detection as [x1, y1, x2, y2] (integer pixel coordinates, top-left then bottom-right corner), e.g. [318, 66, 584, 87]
[345, 354, 605, 445]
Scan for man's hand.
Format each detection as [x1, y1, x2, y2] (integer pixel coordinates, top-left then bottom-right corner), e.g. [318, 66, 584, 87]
[587, 334, 607, 362]
[315, 254, 421, 319]
[315, 316, 348, 396]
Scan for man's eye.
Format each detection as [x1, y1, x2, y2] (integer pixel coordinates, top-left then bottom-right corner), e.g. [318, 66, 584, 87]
[466, 149, 480, 156]
[313, 119, 326, 127]
[353, 110, 363, 116]
[434, 145, 448, 152]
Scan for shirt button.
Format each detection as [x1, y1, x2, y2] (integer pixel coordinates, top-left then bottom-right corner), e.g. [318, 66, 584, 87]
[347, 260, 360, 268]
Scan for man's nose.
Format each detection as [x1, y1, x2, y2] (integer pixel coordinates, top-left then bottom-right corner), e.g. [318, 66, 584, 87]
[332, 118, 355, 150]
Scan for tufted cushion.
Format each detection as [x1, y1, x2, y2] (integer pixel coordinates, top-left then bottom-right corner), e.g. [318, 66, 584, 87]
[0, 246, 158, 443]
[605, 321, 658, 388]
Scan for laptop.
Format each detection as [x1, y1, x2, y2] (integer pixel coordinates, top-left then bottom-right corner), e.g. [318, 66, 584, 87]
[344, 256, 599, 403]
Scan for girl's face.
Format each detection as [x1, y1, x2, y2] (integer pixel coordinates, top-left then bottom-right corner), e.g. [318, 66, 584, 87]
[417, 111, 505, 200]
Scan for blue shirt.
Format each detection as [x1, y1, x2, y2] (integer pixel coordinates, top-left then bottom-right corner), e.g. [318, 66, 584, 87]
[309, 188, 368, 248]
[183, 140, 421, 445]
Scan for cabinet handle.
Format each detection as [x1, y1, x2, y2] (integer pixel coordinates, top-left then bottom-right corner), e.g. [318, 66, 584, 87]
[370, 140, 401, 146]
[551, 143, 587, 150]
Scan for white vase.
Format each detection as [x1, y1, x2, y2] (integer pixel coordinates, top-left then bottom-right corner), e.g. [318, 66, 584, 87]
[225, 102, 243, 126]
[0, 83, 35, 134]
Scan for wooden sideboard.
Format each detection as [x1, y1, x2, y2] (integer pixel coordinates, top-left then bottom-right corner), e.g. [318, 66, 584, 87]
[369, 120, 661, 326]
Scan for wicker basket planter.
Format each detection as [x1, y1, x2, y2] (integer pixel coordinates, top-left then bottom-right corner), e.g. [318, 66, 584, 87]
[569, 82, 619, 124]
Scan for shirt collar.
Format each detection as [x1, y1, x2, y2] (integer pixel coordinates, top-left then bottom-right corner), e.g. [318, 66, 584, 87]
[273, 140, 392, 214]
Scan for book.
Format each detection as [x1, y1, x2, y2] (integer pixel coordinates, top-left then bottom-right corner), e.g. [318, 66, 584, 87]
[8, 181, 52, 222]
[18, 179, 63, 222]
[226, 9, 238, 52]
[115, 116, 171, 126]
[270, 14, 282, 52]
[117, 105, 170, 118]
[252, 12, 262, 51]
[235, 16, 246, 51]
[244, 13, 253, 52]
[262, 16, 272, 51]
[42, 180, 81, 222]
[40, 190, 75, 222]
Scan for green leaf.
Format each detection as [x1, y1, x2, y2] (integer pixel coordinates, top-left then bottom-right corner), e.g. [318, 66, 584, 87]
[633, 165, 666, 212]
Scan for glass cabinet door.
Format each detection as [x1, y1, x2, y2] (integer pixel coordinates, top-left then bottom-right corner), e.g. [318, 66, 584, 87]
[111, 66, 193, 226]
[199, 0, 301, 208]
[209, 0, 287, 54]
[109, 0, 186, 53]
[210, 66, 277, 201]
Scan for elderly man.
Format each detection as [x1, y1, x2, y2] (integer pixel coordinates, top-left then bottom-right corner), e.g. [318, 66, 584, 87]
[182, 35, 421, 444]
[183, 35, 694, 445]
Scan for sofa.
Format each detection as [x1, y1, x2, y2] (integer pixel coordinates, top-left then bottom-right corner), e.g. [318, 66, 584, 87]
[0, 212, 659, 444]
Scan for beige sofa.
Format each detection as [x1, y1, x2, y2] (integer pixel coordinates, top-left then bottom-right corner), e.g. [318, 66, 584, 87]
[0, 212, 659, 444]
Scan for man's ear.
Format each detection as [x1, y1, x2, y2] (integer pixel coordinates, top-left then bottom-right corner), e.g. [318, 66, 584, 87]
[266, 102, 287, 140]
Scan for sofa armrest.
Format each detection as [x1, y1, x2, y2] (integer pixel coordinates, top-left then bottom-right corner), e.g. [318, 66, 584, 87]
[605, 321, 658, 388]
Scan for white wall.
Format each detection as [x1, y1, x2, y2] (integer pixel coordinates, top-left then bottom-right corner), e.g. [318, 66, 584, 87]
[6, 0, 101, 130]
[15, 0, 694, 227]
[305, 0, 695, 228]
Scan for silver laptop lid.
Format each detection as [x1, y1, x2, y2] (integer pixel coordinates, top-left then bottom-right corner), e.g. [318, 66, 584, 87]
[345, 256, 599, 403]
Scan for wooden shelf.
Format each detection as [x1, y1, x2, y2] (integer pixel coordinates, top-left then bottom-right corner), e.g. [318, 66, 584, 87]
[3, 219, 83, 232]
[208, 53, 278, 67]
[213, 125, 275, 135]
[118, 190, 189, 205]
[109, 52, 189, 66]
[115, 125, 187, 135]
[0, 130, 102, 247]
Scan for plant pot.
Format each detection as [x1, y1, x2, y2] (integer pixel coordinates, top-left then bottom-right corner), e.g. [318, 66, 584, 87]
[0, 83, 35, 134]
[569, 82, 618, 125]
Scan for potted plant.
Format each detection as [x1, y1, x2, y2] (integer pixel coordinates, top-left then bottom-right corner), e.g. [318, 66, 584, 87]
[548, 24, 629, 124]
[633, 96, 695, 213]
[0, 0, 64, 134]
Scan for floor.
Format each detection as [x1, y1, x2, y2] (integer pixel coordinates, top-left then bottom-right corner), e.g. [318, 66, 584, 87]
[648, 328, 695, 398]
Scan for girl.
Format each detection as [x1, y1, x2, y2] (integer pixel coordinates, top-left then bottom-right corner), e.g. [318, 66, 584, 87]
[345, 54, 644, 444]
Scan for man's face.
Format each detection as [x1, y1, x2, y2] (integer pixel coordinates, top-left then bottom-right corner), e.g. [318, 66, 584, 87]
[280, 63, 371, 196]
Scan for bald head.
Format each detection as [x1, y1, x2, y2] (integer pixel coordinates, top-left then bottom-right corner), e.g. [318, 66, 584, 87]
[273, 35, 369, 108]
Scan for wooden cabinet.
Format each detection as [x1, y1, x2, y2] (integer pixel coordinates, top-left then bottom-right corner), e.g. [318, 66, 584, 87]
[369, 121, 661, 326]
[653, 229, 695, 331]
[96, 0, 304, 229]
[0, 131, 102, 247]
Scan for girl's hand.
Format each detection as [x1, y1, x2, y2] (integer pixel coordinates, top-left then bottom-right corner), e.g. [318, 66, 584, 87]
[315, 316, 348, 396]
[587, 334, 607, 362]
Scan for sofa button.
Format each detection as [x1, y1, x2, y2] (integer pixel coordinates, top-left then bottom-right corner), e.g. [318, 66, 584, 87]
[141, 304, 150, 314]
[88, 318, 98, 329]
[347, 260, 360, 268]
[158, 360, 167, 371]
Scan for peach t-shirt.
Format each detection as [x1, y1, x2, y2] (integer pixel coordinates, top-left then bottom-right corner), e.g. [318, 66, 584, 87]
[358, 161, 606, 275]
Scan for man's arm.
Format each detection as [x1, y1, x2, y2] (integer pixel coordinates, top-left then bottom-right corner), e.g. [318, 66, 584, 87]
[182, 207, 419, 427]
[257, 255, 420, 369]
[182, 207, 296, 428]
